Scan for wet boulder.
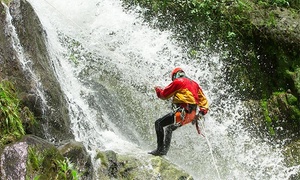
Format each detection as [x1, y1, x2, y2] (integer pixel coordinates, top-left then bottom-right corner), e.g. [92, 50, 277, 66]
[58, 140, 94, 180]
[95, 150, 193, 179]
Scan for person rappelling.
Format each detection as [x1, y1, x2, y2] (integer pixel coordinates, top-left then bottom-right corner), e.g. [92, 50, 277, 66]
[148, 67, 209, 156]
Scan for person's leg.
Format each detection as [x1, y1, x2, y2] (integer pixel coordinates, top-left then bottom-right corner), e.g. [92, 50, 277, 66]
[162, 124, 178, 155]
[149, 112, 174, 156]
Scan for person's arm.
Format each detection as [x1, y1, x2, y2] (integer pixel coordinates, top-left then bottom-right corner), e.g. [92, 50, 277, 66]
[155, 81, 179, 100]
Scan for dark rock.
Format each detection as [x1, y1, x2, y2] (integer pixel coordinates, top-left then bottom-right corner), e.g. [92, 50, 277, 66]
[0, 0, 74, 142]
[58, 140, 94, 180]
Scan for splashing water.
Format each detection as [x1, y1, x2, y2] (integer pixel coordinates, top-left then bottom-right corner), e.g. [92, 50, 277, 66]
[28, 0, 299, 179]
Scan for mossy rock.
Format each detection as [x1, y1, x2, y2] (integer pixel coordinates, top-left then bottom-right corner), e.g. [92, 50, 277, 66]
[0, 135, 64, 180]
[96, 150, 153, 179]
[58, 140, 93, 179]
[95, 150, 193, 179]
[284, 140, 300, 165]
[283, 140, 300, 179]
[267, 92, 300, 139]
[150, 156, 193, 180]
[289, 68, 300, 96]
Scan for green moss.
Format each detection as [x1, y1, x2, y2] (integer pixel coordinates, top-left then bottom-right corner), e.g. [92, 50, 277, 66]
[289, 68, 300, 95]
[96, 151, 108, 167]
[117, 154, 147, 179]
[286, 93, 297, 105]
[290, 106, 300, 121]
[151, 157, 193, 179]
[0, 0, 11, 5]
[268, 126, 275, 136]
[266, 11, 277, 27]
[274, 91, 299, 116]
[260, 99, 276, 136]
[95, 150, 192, 179]
[69, 54, 79, 66]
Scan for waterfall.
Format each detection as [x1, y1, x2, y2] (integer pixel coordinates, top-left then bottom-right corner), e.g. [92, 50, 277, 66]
[28, 0, 299, 179]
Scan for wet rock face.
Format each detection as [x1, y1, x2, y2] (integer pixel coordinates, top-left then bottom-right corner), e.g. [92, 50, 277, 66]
[0, 142, 28, 180]
[0, 0, 74, 142]
[0, 2, 28, 84]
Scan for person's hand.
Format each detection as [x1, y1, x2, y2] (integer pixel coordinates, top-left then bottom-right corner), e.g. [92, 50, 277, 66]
[199, 107, 208, 115]
[154, 86, 163, 98]
[154, 86, 162, 91]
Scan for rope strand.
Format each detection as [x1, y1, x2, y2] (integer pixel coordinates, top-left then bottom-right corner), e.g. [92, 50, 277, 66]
[200, 118, 222, 180]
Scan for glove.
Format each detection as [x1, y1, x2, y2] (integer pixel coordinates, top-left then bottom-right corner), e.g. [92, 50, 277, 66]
[154, 86, 162, 91]
[154, 86, 163, 98]
[199, 107, 208, 115]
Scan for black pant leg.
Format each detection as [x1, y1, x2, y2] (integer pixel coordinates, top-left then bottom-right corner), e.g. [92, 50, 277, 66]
[154, 112, 175, 149]
[164, 124, 178, 153]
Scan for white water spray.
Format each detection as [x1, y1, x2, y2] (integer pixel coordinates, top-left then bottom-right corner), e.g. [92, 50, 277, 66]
[199, 117, 221, 180]
[28, 0, 299, 179]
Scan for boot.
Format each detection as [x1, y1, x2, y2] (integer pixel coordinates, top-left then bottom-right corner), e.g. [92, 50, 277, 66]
[149, 120, 165, 156]
[148, 136, 165, 156]
[148, 147, 164, 156]
[161, 125, 178, 155]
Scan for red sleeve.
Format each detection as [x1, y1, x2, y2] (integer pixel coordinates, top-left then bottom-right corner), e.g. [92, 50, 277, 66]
[155, 80, 180, 99]
[154, 86, 163, 98]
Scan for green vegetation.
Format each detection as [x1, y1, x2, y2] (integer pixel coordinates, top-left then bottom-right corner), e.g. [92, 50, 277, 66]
[56, 159, 81, 180]
[0, 80, 35, 146]
[26, 147, 45, 180]
[0, 0, 11, 5]
[122, 0, 298, 58]
[0, 80, 80, 179]
[69, 54, 79, 66]
[26, 146, 81, 180]
[261, 99, 275, 136]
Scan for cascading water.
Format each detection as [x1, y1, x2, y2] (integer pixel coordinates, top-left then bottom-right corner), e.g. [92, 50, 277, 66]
[28, 0, 299, 179]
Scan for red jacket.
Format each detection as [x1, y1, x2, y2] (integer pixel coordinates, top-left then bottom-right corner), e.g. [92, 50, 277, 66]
[155, 77, 209, 109]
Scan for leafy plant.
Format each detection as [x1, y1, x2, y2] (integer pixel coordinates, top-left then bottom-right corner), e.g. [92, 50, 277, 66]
[26, 146, 81, 180]
[0, 80, 25, 145]
[26, 147, 44, 180]
[56, 159, 81, 180]
[271, 0, 289, 7]
[0, 80, 37, 146]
